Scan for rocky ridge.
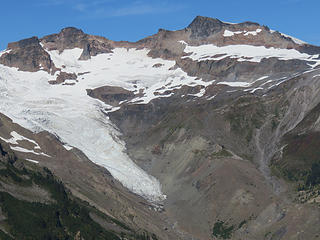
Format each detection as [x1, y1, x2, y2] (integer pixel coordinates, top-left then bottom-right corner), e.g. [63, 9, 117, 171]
[0, 16, 320, 240]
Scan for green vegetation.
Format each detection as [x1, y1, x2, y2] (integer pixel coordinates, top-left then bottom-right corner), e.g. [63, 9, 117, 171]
[238, 220, 247, 229]
[306, 163, 320, 186]
[272, 132, 320, 187]
[0, 230, 13, 240]
[0, 142, 159, 240]
[0, 167, 120, 240]
[226, 97, 266, 143]
[0, 164, 32, 187]
[133, 232, 158, 240]
[212, 220, 234, 239]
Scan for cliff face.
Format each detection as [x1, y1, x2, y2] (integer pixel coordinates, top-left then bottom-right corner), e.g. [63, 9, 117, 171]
[0, 16, 320, 240]
[0, 36, 53, 72]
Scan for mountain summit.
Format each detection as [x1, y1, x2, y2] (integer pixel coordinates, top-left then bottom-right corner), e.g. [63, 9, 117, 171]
[0, 16, 319, 240]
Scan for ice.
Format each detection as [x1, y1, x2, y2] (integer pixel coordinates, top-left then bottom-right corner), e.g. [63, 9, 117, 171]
[0, 47, 214, 202]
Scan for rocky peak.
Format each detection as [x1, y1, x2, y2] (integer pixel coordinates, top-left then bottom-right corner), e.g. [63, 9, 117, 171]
[41, 26, 88, 52]
[187, 16, 226, 38]
[7, 36, 40, 49]
[0, 36, 54, 73]
[183, 16, 320, 55]
[41, 27, 113, 60]
[59, 27, 85, 38]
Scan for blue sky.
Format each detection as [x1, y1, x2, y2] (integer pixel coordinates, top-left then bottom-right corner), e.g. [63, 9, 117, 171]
[0, 0, 319, 50]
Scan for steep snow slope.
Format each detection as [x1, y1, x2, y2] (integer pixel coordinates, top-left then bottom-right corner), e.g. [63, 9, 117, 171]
[0, 47, 215, 202]
[0, 48, 206, 202]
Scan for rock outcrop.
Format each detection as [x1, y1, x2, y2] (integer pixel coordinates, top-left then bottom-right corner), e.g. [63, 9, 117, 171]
[0, 36, 54, 72]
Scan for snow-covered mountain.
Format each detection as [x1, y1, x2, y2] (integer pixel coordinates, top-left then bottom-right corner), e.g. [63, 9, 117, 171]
[0, 16, 320, 240]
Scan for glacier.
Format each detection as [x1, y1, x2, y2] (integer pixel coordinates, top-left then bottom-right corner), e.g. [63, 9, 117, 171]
[0, 47, 212, 202]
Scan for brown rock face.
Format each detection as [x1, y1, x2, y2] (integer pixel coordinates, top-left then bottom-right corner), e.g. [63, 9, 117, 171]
[41, 27, 114, 60]
[86, 86, 135, 106]
[49, 71, 77, 85]
[187, 16, 227, 38]
[0, 36, 53, 72]
[43, 27, 86, 51]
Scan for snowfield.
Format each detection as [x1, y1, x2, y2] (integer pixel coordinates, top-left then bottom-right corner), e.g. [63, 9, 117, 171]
[181, 42, 320, 64]
[0, 47, 212, 202]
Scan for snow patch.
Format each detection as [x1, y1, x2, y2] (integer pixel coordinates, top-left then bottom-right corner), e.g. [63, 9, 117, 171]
[270, 30, 307, 45]
[0, 131, 40, 149]
[244, 29, 262, 36]
[179, 40, 187, 45]
[0, 49, 12, 58]
[25, 159, 39, 164]
[10, 146, 51, 157]
[280, 33, 307, 45]
[250, 87, 263, 93]
[207, 95, 216, 101]
[63, 145, 73, 151]
[188, 88, 206, 97]
[223, 30, 240, 37]
[223, 29, 262, 37]
[217, 81, 251, 87]
[182, 43, 319, 64]
[255, 76, 269, 81]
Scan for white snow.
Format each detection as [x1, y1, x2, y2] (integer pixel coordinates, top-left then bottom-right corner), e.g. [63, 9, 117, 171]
[280, 33, 306, 45]
[47, 47, 211, 105]
[0, 131, 40, 147]
[25, 159, 39, 164]
[0, 47, 214, 202]
[188, 88, 206, 97]
[270, 29, 307, 45]
[10, 146, 51, 157]
[0, 49, 11, 58]
[250, 87, 263, 93]
[223, 30, 241, 37]
[182, 43, 319, 64]
[244, 29, 262, 36]
[217, 81, 251, 87]
[221, 20, 237, 25]
[255, 76, 269, 82]
[223, 29, 262, 37]
[63, 144, 73, 151]
[179, 40, 187, 45]
[207, 95, 216, 101]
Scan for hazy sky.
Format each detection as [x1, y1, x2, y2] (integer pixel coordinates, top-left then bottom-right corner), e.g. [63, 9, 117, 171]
[0, 0, 319, 50]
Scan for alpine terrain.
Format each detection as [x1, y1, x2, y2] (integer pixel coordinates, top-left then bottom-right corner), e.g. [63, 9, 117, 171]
[0, 16, 319, 239]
